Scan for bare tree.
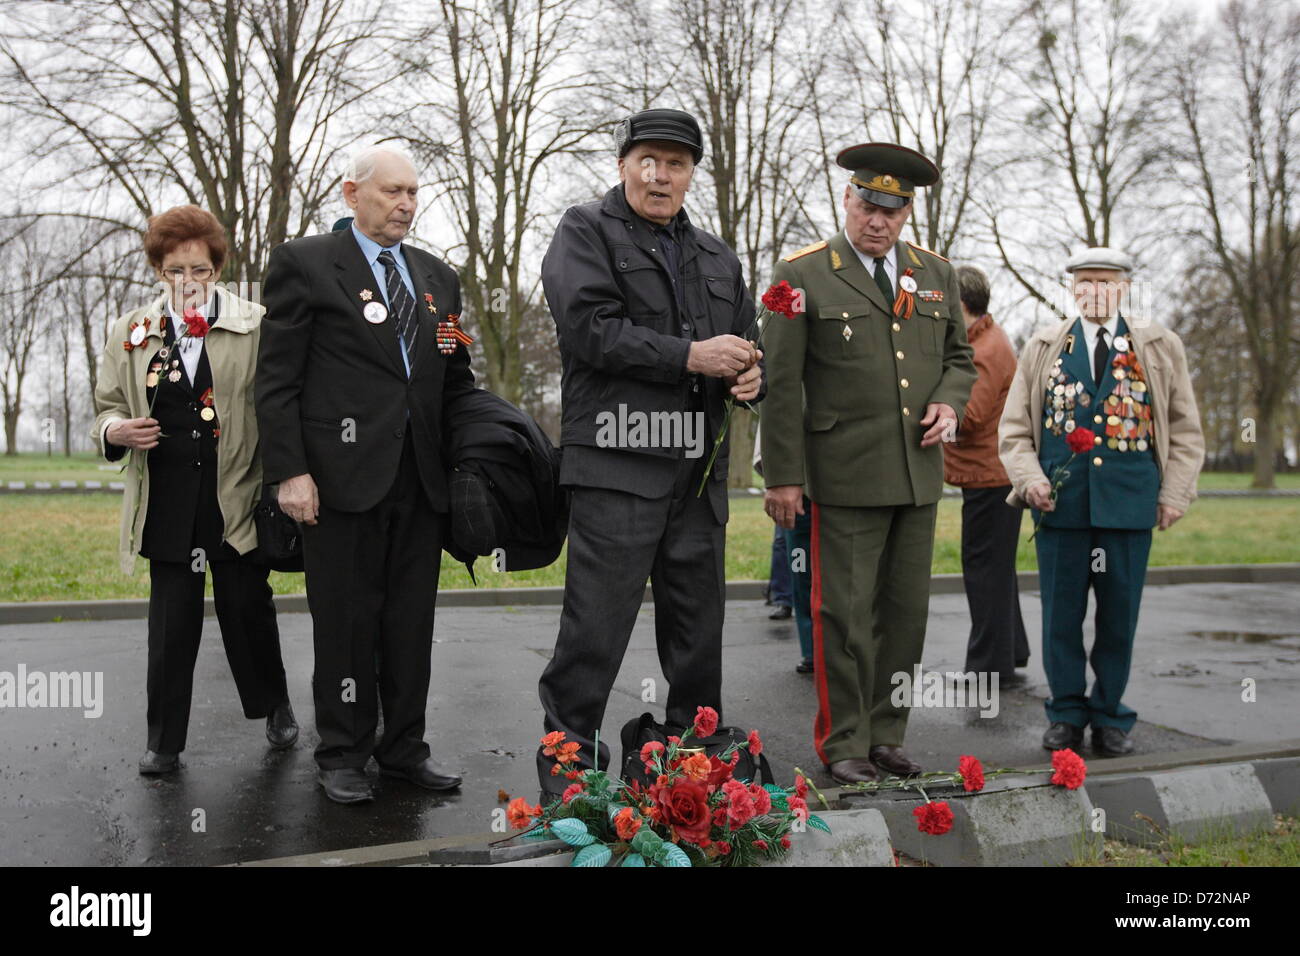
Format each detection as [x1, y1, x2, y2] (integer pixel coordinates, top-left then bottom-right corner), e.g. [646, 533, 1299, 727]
[2, 0, 403, 280]
[983, 0, 1166, 319]
[1166, 0, 1299, 487]
[401, 0, 599, 407]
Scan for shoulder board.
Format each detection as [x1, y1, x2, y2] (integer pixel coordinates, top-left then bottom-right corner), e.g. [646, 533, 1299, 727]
[783, 239, 827, 262]
[906, 240, 949, 263]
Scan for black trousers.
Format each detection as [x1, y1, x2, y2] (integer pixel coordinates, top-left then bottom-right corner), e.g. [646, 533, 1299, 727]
[146, 552, 288, 754]
[537, 454, 725, 791]
[301, 434, 444, 771]
[960, 485, 1029, 678]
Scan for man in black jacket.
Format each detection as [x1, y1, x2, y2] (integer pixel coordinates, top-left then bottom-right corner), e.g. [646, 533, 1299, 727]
[536, 109, 764, 795]
[256, 145, 476, 804]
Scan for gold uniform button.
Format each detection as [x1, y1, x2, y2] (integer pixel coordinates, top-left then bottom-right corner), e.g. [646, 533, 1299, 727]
[896, 350, 905, 360]
[1093, 436, 1102, 445]
[1092, 457, 1103, 466]
[892, 322, 901, 332]
[902, 407, 911, 416]
[900, 378, 909, 388]
[1093, 415, 1103, 424]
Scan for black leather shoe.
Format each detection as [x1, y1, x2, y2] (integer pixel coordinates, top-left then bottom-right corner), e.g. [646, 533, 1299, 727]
[265, 699, 299, 750]
[769, 605, 792, 620]
[138, 751, 180, 775]
[796, 657, 814, 674]
[1042, 721, 1085, 751]
[380, 758, 462, 791]
[827, 758, 879, 784]
[1092, 726, 1135, 757]
[869, 745, 923, 777]
[318, 768, 374, 804]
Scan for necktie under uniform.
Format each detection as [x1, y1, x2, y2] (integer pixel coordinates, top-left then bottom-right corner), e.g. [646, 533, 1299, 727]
[873, 257, 893, 304]
[1094, 326, 1110, 385]
[376, 250, 418, 365]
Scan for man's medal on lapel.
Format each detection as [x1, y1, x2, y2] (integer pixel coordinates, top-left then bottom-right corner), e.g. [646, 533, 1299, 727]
[429, 294, 474, 354]
[893, 267, 917, 319]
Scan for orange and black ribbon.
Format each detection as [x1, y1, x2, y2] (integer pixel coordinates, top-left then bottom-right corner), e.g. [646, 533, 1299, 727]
[893, 267, 916, 319]
[436, 313, 474, 354]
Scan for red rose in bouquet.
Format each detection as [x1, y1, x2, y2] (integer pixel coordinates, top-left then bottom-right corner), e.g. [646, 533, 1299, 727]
[913, 801, 954, 835]
[958, 755, 985, 792]
[1050, 748, 1087, 789]
[614, 807, 642, 841]
[650, 777, 712, 844]
[705, 752, 738, 791]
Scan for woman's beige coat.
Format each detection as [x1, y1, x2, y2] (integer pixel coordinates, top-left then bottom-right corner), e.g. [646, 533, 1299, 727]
[92, 285, 266, 574]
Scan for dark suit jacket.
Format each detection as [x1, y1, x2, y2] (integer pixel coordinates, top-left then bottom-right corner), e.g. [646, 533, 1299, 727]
[255, 227, 476, 513]
[541, 185, 763, 524]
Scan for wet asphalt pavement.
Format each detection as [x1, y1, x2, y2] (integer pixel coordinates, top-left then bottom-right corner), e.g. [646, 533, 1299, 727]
[1, 581, 1297, 866]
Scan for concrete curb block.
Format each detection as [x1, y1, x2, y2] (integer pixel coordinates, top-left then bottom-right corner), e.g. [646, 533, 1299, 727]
[1086, 764, 1274, 846]
[1249, 757, 1300, 816]
[4, 563, 1299, 625]
[841, 774, 1099, 866]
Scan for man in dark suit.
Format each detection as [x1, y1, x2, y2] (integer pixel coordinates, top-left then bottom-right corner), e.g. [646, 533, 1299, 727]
[535, 109, 763, 797]
[256, 146, 476, 804]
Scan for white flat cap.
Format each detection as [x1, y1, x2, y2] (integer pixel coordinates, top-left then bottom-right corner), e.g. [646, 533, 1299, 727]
[1065, 246, 1133, 273]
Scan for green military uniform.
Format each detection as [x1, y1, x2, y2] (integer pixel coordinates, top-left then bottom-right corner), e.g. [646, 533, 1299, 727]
[759, 144, 976, 768]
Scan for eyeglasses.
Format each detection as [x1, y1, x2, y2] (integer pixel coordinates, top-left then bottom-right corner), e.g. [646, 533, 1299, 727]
[161, 266, 215, 281]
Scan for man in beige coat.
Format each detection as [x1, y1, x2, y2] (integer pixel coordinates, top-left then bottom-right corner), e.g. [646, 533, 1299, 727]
[999, 247, 1204, 756]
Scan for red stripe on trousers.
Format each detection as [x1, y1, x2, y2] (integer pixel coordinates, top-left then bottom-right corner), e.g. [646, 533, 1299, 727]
[810, 501, 833, 765]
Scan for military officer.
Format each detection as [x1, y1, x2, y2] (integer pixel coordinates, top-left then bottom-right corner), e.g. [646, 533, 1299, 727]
[999, 247, 1205, 756]
[761, 144, 977, 784]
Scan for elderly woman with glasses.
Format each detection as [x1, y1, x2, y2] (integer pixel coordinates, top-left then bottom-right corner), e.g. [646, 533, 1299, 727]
[92, 204, 297, 775]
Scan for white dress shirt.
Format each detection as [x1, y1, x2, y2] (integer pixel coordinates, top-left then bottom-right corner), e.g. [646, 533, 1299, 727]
[165, 295, 215, 386]
[1080, 314, 1119, 383]
[845, 231, 897, 291]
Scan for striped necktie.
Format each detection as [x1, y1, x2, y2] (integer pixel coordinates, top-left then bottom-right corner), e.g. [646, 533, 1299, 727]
[376, 249, 417, 360]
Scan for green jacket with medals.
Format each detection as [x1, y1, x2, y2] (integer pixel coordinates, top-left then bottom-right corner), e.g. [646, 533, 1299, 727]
[759, 231, 976, 507]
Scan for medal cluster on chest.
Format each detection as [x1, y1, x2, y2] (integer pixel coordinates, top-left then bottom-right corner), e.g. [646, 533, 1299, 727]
[1043, 336, 1155, 453]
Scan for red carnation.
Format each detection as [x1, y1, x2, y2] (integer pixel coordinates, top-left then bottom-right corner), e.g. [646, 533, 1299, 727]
[182, 307, 209, 338]
[753, 839, 769, 851]
[958, 755, 985, 793]
[693, 706, 719, 738]
[913, 800, 954, 835]
[1050, 748, 1088, 790]
[1065, 427, 1095, 454]
[761, 280, 801, 319]
[716, 841, 732, 855]
[747, 730, 763, 756]
[722, 779, 757, 829]
[640, 740, 665, 771]
[561, 782, 583, 803]
[749, 783, 772, 816]
[787, 795, 809, 822]
[649, 777, 712, 844]
[794, 773, 808, 799]
[780, 835, 791, 849]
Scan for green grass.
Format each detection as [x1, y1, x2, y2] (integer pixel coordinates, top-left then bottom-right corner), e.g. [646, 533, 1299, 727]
[3, 493, 1298, 603]
[3, 453, 1298, 489]
[1073, 815, 1299, 866]
[0, 451, 121, 483]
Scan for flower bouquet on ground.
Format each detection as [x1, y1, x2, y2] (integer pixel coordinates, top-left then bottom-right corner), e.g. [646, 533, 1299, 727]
[505, 706, 829, 867]
[840, 749, 1089, 837]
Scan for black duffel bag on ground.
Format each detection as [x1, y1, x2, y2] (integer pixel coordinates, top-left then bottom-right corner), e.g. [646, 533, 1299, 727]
[619, 711, 773, 789]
